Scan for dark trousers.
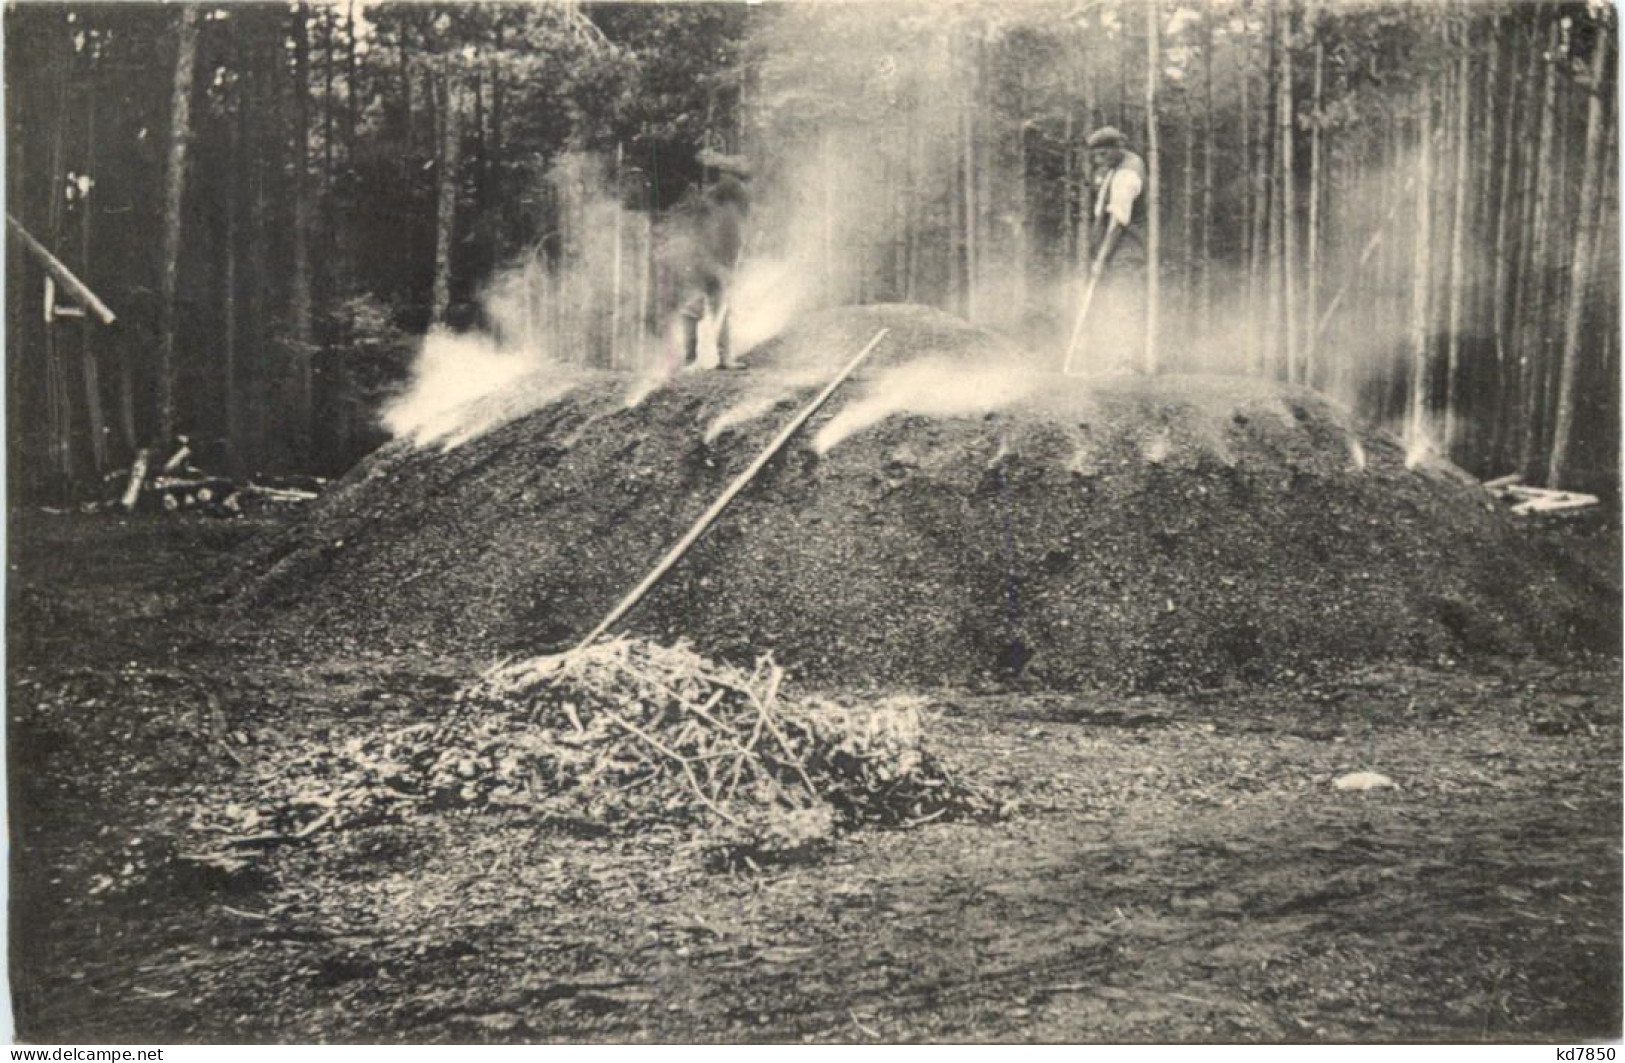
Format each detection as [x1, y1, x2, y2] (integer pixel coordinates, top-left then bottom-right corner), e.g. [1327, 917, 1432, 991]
[679, 270, 734, 367]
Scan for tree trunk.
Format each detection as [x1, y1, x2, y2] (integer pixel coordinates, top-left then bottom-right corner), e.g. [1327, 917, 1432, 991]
[1063, 47, 1077, 273]
[345, 0, 359, 151]
[1181, 90, 1196, 331]
[611, 141, 624, 369]
[1444, 25, 1471, 450]
[79, 66, 106, 474]
[1144, 0, 1161, 374]
[1261, 2, 1281, 377]
[397, 12, 414, 150]
[322, 3, 335, 202]
[1540, 61, 1572, 452]
[1517, 19, 1559, 478]
[43, 45, 72, 485]
[1546, 24, 1610, 487]
[1489, 23, 1521, 466]
[157, 4, 200, 447]
[290, 3, 314, 455]
[223, 73, 242, 475]
[1013, 63, 1029, 325]
[1200, 4, 1215, 333]
[1407, 81, 1433, 450]
[1475, 15, 1501, 327]
[1277, 1, 1297, 382]
[1240, 40, 1255, 337]
[246, 17, 273, 473]
[961, 36, 978, 321]
[432, 65, 460, 325]
[1306, 20, 1324, 386]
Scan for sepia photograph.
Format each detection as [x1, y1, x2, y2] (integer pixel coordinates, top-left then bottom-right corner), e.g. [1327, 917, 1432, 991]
[5, 0, 1621, 1045]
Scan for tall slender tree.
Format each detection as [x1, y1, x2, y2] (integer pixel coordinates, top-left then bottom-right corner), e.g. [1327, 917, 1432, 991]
[1407, 80, 1433, 449]
[289, 3, 315, 452]
[1444, 20, 1472, 448]
[1547, 21, 1611, 486]
[1144, 0, 1160, 374]
[157, 4, 200, 446]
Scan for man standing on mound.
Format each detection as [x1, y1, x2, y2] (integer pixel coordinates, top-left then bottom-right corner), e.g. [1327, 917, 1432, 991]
[679, 150, 752, 371]
[1082, 126, 1147, 372]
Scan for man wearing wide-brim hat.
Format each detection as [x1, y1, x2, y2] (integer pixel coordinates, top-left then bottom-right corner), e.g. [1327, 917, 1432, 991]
[1080, 126, 1148, 369]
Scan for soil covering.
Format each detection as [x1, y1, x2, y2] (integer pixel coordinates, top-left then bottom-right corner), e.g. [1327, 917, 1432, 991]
[236, 304, 1616, 691]
[9, 482, 1621, 1043]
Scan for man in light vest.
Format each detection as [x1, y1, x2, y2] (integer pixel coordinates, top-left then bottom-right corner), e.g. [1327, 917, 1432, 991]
[1083, 126, 1147, 370]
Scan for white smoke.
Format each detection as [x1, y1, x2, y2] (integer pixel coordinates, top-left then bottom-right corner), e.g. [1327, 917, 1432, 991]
[380, 329, 581, 451]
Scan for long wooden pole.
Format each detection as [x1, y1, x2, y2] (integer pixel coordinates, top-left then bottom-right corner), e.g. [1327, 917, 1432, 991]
[7, 215, 115, 326]
[572, 327, 891, 651]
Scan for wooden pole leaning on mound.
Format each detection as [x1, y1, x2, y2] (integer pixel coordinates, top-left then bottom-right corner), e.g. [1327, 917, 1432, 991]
[571, 326, 891, 653]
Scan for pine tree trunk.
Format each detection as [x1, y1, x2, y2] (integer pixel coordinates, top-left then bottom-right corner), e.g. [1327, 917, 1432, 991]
[961, 38, 978, 322]
[397, 15, 413, 149]
[1145, 0, 1161, 374]
[224, 81, 241, 475]
[432, 65, 460, 325]
[1200, 5, 1215, 334]
[247, 16, 273, 473]
[1277, 1, 1297, 383]
[157, 3, 200, 447]
[322, 4, 335, 205]
[1517, 20, 1560, 479]
[1546, 24, 1610, 487]
[1541, 65, 1572, 452]
[1181, 92, 1196, 330]
[79, 67, 106, 474]
[611, 141, 624, 369]
[1261, 2, 1281, 378]
[1489, 24, 1521, 467]
[1444, 27, 1471, 451]
[345, 0, 359, 150]
[1306, 22, 1324, 385]
[290, 3, 314, 454]
[1475, 16, 1501, 327]
[1014, 64, 1029, 324]
[1240, 43, 1255, 336]
[45, 37, 73, 485]
[1407, 81, 1433, 449]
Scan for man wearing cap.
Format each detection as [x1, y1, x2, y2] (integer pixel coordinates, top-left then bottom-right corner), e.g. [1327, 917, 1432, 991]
[678, 151, 752, 370]
[1081, 126, 1148, 366]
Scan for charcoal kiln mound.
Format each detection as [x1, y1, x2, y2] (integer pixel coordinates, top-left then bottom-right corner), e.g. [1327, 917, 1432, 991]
[236, 304, 1617, 692]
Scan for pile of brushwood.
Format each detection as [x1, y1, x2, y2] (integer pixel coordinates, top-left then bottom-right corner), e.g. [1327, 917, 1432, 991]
[189, 638, 993, 867]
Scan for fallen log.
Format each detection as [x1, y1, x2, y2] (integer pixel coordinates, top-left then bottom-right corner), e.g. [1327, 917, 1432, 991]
[161, 438, 192, 473]
[1507, 487, 1600, 515]
[246, 482, 320, 503]
[119, 448, 151, 511]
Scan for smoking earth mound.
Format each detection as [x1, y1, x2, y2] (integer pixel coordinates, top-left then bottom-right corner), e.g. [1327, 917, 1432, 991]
[237, 304, 1615, 692]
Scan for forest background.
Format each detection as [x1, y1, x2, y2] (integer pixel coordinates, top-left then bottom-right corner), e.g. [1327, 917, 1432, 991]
[5, 0, 1618, 497]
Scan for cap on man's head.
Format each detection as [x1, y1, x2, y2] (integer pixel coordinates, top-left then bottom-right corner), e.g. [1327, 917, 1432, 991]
[1086, 126, 1126, 150]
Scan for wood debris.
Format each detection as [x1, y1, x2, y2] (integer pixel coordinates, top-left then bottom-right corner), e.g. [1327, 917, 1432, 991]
[97, 438, 328, 517]
[190, 638, 994, 864]
[1483, 475, 1600, 516]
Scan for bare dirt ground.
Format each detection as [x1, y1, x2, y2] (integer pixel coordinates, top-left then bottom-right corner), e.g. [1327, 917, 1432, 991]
[9, 509, 1621, 1043]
